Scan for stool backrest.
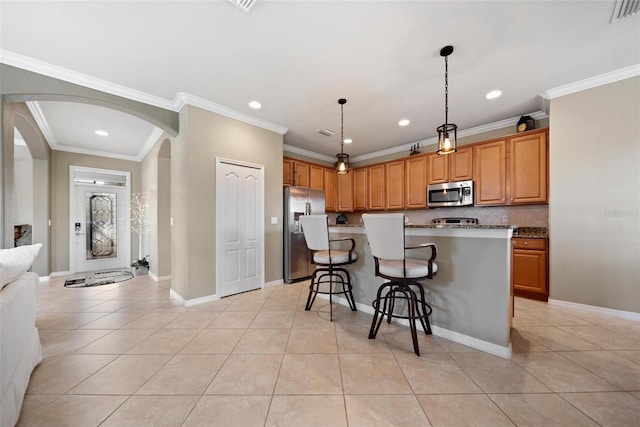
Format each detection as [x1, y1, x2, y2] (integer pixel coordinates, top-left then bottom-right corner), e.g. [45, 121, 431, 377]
[299, 215, 329, 251]
[362, 213, 405, 260]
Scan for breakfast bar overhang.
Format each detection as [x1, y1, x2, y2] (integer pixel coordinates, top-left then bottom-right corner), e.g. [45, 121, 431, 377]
[328, 225, 514, 358]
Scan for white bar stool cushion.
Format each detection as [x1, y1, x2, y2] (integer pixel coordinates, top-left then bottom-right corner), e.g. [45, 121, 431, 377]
[378, 258, 438, 278]
[313, 250, 358, 265]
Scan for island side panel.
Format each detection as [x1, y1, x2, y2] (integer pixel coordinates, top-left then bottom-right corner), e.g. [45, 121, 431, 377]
[329, 227, 512, 349]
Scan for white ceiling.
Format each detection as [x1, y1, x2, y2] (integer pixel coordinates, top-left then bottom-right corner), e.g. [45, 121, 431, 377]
[2, 1, 639, 161]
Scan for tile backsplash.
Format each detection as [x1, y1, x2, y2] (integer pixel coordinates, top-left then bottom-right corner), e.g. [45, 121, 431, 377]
[341, 205, 548, 227]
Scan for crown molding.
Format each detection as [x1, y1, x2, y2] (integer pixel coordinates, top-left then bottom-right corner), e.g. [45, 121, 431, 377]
[137, 127, 166, 161]
[351, 111, 549, 163]
[2, 50, 288, 140]
[52, 143, 141, 162]
[1, 49, 175, 110]
[283, 144, 336, 163]
[540, 64, 640, 100]
[174, 93, 288, 135]
[25, 101, 58, 148]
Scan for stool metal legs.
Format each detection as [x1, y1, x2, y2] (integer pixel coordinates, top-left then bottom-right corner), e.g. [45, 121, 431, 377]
[305, 266, 357, 321]
[368, 281, 432, 356]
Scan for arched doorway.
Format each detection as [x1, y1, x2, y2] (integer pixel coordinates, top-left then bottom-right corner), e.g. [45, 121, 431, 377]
[8, 108, 50, 275]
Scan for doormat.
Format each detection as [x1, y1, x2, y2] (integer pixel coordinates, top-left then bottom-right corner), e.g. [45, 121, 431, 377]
[64, 270, 134, 288]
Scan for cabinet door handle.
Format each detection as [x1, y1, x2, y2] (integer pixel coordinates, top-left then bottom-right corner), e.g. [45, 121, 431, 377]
[524, 241, 528, 245]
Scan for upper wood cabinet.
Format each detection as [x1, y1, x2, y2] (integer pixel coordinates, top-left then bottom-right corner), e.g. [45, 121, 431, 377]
[353, 168, 368, 211]
[450, 146, 474, 182]
[428, 146, 473, 184]
[309, 164, 324, 191]
[385, 160, 405, 210]
[405, 155, 427, 209]
[367, 164, 386, 211]
[293, 161, 310, 187]
[474, 140, 507, 205]
[336, 172, 354, 212]
[284, 158, 312, 187]
[509, 131, 547, 204]
[283, 158, 293, 186]
[284, 127, 547, 211]
[474, 129, 548, 206]
[324, 168, 337, 212]
[427, 153, 448, 184]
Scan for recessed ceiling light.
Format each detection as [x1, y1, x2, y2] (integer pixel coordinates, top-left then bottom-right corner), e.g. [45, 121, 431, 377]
[95, 130, 109, 136]
[398, 119, 410, 126]
[248, 100, 262, 109]
[343, 138, 353, 144]
[485, 90, 502, 100]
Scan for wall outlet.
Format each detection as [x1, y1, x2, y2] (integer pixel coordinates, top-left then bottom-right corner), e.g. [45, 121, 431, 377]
[502, 215, 508, 223]
[271, 216, 278, 225]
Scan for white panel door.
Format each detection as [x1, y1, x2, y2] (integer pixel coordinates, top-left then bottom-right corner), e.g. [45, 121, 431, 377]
[216, 159, 264, 297]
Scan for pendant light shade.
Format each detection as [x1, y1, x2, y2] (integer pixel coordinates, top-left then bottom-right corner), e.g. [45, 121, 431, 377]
[335, 98, 350, 174]
[437, 45, 458, 155]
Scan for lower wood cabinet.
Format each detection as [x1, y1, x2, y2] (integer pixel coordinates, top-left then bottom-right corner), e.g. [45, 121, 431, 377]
[512, 238, 548, 301]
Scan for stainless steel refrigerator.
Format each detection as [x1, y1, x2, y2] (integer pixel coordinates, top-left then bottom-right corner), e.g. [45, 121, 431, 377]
[284, 186, 325, 283]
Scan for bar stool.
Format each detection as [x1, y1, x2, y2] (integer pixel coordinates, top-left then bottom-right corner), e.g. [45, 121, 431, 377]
[362, 213, 438, 356]
[299, 215, 357, 321]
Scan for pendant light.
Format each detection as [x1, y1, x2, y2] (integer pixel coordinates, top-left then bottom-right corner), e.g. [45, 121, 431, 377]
[335, 98, 350, 174]
[436, 45, 458, 155]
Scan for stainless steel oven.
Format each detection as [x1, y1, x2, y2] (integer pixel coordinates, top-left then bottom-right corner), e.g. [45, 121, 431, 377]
[427, 180, 474, 208]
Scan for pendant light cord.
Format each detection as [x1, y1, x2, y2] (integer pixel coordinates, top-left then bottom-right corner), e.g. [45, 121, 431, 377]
[340, 102, 344, 155]
[444, 54, 449, 126]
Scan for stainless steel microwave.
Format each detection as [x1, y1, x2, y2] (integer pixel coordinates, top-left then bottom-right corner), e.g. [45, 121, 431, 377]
[427, 180, 474, 208]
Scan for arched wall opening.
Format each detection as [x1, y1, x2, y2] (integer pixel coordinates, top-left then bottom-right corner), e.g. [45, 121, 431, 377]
[2, 104, 50, 274]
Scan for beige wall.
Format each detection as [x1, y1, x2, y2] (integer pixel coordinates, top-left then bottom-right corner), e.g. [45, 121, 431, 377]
[141, 136, 172, 278]
[172, 105, 283, 300]
[50, 151, 140, 273]
[549, 76, 640, 313]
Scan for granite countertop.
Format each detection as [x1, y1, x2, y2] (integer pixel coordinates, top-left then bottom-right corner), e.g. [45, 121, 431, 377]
[330, 223, 515, 230]
[511, 227, 548, 239]
[330, 223, 548, 237]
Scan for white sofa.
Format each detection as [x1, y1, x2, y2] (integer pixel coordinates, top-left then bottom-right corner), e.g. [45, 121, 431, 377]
[0, 272, 43, 427]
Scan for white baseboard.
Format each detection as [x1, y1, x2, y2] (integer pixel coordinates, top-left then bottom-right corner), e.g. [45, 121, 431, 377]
[264, 279, 284, 288]
[316, 293, 512, 359]
[149, 271, 171, 282]
[49, 271, 71, 278]
[170, 289, 219, 307]
[548, 298, 640, 322]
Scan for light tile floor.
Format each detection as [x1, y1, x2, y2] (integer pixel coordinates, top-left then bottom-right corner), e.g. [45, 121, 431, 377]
[18, 275, 640, 426]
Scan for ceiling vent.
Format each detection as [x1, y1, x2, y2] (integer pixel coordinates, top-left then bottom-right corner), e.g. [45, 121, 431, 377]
[227, 0, 258, 14]
[319, 128, 336, 137]
[611, 0, 640, 23]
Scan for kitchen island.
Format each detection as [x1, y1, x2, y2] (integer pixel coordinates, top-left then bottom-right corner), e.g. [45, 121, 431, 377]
[329, 224, 514, 358]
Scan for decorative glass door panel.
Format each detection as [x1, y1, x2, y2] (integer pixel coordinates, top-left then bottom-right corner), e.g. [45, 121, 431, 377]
[86, 192, 117, 259]
[72, 179, 129, 273]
